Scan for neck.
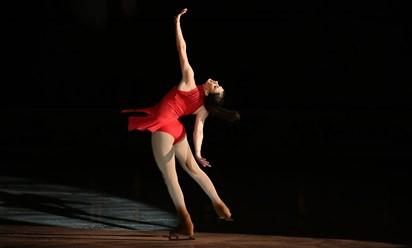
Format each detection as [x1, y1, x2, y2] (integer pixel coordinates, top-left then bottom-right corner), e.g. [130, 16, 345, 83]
[202, 84, 209, 96]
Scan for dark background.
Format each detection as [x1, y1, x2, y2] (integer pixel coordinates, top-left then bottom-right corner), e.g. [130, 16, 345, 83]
[2, 0, 411, 245]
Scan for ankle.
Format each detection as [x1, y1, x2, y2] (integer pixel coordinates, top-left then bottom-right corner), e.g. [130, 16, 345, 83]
[213, 202, 231, 218]
[213, 200, 225, 208]
[176, 207, 190, 218]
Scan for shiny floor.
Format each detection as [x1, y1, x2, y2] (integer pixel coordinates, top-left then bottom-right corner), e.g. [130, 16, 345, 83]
[0, 176, 176, 230]
[0, 176, 409, 248]
[1, 225, 409, 248]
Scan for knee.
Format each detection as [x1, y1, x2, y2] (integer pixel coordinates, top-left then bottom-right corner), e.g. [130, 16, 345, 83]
[185, 162, 202, 176]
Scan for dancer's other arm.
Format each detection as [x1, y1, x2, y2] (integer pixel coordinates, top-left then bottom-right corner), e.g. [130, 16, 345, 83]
[193, 108, 211, 167]
[175, 8, 195, 90]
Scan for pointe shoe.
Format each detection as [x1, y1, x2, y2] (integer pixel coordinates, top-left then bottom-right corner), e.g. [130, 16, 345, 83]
[168, 217, 195, 240]
[168, 230, 195, 240]
[214, 203, 234, 221]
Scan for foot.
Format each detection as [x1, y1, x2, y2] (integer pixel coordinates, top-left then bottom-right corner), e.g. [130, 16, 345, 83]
[213, 202, 233, 221]
[169, 215, 195, 240]
[168, 230, 195, 240]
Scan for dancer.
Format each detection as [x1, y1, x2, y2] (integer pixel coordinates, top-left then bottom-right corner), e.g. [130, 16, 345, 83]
[121, 8, 240, 240]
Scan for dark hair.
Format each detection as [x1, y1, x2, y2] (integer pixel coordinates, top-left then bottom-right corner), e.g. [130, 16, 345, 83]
[204, 92, 240, 122]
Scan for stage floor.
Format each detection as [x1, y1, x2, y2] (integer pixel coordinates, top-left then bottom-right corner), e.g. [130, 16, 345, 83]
[0, 176, 409, 248]
[0, 225, 408, 248]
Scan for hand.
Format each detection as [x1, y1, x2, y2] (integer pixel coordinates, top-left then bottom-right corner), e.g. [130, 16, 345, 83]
[195, 154, 211, 168]
[175, 8, 188, 21]
[177, 8, 188, 17]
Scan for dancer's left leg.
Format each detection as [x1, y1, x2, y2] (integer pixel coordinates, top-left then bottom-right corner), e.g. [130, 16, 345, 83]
[173, 136, 232, 220]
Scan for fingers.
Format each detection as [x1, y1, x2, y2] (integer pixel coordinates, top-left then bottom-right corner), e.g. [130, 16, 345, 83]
[177, 8, 188, 17]
[180, 8, 188, 14]
[195, 155, 212, 168]
[198, 157, 211, 168]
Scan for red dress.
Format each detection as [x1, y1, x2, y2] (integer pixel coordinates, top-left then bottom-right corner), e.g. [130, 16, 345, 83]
[122, 84, 205, 144]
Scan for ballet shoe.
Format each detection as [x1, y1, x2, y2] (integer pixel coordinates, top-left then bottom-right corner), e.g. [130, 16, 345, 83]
[218, 216, 234, 222]
[168, 217, 195, 241]
[214, 203, 234, 221]
[168, 230, 195, 240]
[168, 225, 195, 240]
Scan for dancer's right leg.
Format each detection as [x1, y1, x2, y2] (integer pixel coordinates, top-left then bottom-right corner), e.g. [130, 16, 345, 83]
[173, 135, 232, 220]
[151, 131, 194, 237]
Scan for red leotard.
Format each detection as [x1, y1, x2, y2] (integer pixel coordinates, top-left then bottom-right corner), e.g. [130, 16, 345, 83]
[122, 84, 205, 144]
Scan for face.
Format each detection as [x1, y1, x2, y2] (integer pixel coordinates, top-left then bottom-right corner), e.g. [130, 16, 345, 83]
[204, 78, 224, 94]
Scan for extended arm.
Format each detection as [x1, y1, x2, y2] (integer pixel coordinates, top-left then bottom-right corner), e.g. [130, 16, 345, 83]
[193, 107, 210, 167]
[175, 8, 195, 89]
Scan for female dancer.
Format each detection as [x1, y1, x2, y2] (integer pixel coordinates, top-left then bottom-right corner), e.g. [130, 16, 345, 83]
[121, 8, 240, 240]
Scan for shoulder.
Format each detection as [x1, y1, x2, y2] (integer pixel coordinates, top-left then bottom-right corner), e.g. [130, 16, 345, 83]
[177, 80, 198, 91]
[193, 105, 208, 117]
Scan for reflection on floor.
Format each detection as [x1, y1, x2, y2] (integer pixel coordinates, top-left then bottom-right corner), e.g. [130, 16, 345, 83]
[0, 176, 409, 248]
[0, 176, 177, 230]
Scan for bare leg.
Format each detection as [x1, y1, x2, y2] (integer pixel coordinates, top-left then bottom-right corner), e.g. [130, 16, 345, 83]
[173, 136, 232, 220]
[151, 131, 194, 237]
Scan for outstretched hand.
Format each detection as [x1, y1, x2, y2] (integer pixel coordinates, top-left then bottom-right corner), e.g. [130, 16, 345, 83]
[175, 8, 188, 21]
[195, 155, 211, 168]
[177, 8, 188, 17]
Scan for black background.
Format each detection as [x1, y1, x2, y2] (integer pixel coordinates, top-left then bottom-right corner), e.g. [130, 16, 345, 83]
[2, 0, 411, 244]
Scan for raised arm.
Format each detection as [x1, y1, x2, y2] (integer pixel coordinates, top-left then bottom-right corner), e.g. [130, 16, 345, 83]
[193, 107, 211, 167]
[175, 8, 195, 90]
